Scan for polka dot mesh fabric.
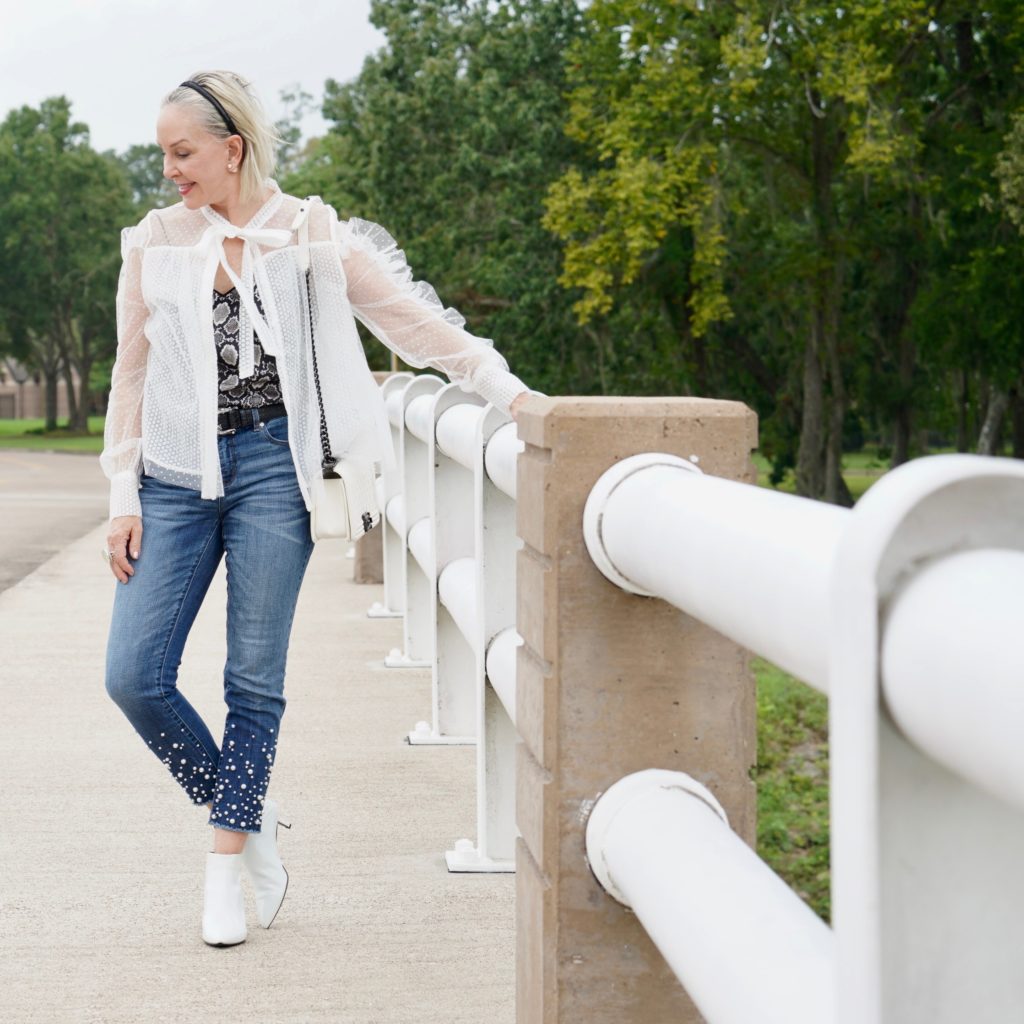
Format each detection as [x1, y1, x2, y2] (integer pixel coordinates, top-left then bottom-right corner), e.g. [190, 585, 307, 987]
[100, 180, 531, 521]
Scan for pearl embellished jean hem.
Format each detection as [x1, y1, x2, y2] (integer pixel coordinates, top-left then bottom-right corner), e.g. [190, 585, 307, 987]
[104, 414, 314, 833]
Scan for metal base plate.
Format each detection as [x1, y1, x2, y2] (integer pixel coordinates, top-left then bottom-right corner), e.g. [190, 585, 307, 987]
[406, 726, 475, 746]
[384, 648, 430, 668]
[445, 840, 515, 874]
[367, 602, 403, 619]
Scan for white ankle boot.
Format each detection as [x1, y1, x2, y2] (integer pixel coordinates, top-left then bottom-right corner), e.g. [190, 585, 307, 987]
[241, 796, 291, 928]
[202, 851, 247, 947]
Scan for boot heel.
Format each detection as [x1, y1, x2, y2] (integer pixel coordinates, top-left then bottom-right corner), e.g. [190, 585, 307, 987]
[275, 803, 292, 830]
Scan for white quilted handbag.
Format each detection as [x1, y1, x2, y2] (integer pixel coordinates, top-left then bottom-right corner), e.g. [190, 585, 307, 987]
[310, 455, 380, 542]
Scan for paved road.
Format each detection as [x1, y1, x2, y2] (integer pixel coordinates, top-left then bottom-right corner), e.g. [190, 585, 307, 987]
[0, 522, 514, 1023]
[0, 449, 108, 592]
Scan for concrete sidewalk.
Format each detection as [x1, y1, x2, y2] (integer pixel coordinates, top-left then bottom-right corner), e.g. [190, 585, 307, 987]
[0, 449, 107, 592]
[0, 525, 514, 1024]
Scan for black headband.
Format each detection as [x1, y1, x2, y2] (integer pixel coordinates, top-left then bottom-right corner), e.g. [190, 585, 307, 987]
[179, 79, 241, 139]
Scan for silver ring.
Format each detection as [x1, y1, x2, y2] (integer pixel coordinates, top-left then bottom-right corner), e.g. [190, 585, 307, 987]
[101, 548, 115, 564]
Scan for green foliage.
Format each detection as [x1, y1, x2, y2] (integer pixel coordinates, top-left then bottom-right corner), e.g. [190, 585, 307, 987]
[545, 0, 928, 333]
[538, 0, 1024, 494]
[754, 657, 831, 921]
[996, 111, 1024, 232]
[5, 0, 1022, 476]
[115, 143, 176, 213]
[285, 0, 615, 394]
[543, 1, 726, 332]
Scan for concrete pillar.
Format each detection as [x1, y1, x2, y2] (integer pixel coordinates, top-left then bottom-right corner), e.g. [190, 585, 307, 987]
[353, 522, 383, 584]
[515, 396, 759, 1024]
[352, 370, 406, 584]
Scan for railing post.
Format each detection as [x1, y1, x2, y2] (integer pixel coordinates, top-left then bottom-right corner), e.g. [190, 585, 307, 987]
[827, 455, 1024, 1023]
[446, 406, 520, 872]
[515, 396, 759, 1023]
[408, 383, 487, 744]
[363, 371, 412, 602]
[383, 374, 444, 668]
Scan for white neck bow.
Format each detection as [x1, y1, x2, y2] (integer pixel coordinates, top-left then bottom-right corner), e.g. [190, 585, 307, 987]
[197, 222, 292, 378]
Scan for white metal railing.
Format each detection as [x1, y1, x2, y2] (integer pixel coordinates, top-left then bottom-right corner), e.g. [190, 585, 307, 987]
[585, 769, 834, 1023]
[371, 376, 521, 871]
[371, 378, 1024, 1021]
[581, 452, 1024, 1024]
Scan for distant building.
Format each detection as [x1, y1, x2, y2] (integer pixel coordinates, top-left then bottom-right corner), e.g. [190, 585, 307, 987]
[0, 358, 81, 420]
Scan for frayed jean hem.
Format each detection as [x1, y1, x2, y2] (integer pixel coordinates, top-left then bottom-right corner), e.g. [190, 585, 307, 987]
[207, 818, 263, 835]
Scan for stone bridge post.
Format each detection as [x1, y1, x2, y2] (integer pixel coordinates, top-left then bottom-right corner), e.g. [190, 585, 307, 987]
[515, 396, 759, 1023]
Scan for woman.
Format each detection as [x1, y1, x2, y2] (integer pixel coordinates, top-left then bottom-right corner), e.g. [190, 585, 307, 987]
[100, 70, 531, 948]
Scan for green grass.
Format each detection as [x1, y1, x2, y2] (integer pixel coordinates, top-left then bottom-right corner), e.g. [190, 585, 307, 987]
[752, 450, 888, 501]
[0, 417, 105, 452]
[754, 657, 831, 921]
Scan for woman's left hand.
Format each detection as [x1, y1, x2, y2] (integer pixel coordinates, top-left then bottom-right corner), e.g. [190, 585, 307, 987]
[509, 391, 530, 422]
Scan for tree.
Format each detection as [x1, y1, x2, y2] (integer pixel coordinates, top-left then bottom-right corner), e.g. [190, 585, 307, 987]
[286, 0, 595, 393]
[116, 143, 176, 212]
[544, 0, 951, 503]
[0, 97, 133, 430]
[275, 85, 317, 180]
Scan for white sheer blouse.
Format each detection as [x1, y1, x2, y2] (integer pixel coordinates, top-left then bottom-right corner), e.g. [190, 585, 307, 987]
[99, 179, 531, 521]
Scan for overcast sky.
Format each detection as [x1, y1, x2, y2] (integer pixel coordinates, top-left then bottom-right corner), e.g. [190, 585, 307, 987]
[2, 0, 387, 154]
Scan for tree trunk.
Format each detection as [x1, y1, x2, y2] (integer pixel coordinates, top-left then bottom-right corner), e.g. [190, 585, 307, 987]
[71, 355, 94, 432]
[1011, 388, 1024, 460]
[823, 396, 853, 506]
[25, 329, 64, 431]
[977, 387, 1010, 455]
[66, 316, 93, 432]
[800, 103, 849, 504]
[889, 194, 922, 468]
[656, 267, 707, 397]
[892, 405, 911, 466]
[795, 326, 824, 498]
[57, 309, 90, 432]
[823, 256, 853, 507]
[955, 369, 969, 452]
[44, 369, 59, 431]
[61, 361, 80, 431]
[585, 325, 609, 395]
[690, 328, 710, 398]
[890, 308, 917, 467]
[974, 376, 989, 447]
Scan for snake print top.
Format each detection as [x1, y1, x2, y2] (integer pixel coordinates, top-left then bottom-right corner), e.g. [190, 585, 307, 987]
[213, 285, 283, 411]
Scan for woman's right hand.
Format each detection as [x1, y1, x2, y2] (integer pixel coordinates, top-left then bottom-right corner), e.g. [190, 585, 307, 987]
[107, 515, 143, 583]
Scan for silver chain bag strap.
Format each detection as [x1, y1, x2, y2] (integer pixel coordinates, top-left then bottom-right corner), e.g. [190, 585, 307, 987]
[293, 198, 380, 542]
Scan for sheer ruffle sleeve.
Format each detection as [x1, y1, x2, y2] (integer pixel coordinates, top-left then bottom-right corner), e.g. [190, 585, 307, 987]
[99, 216, 152, 520]
[335, 216, 531, 417]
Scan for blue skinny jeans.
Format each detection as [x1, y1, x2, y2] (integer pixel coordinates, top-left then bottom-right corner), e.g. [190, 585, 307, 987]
[104, 411, 315, 834]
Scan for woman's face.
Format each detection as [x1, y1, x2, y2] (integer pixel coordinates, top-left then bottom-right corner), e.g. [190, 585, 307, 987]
[156, 103, 238, 210]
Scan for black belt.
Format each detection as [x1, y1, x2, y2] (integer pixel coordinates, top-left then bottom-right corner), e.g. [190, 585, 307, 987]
[217, 402, 288, 434]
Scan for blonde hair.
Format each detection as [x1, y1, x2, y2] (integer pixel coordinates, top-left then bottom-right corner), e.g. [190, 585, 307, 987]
[163, 70, 281, 203]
